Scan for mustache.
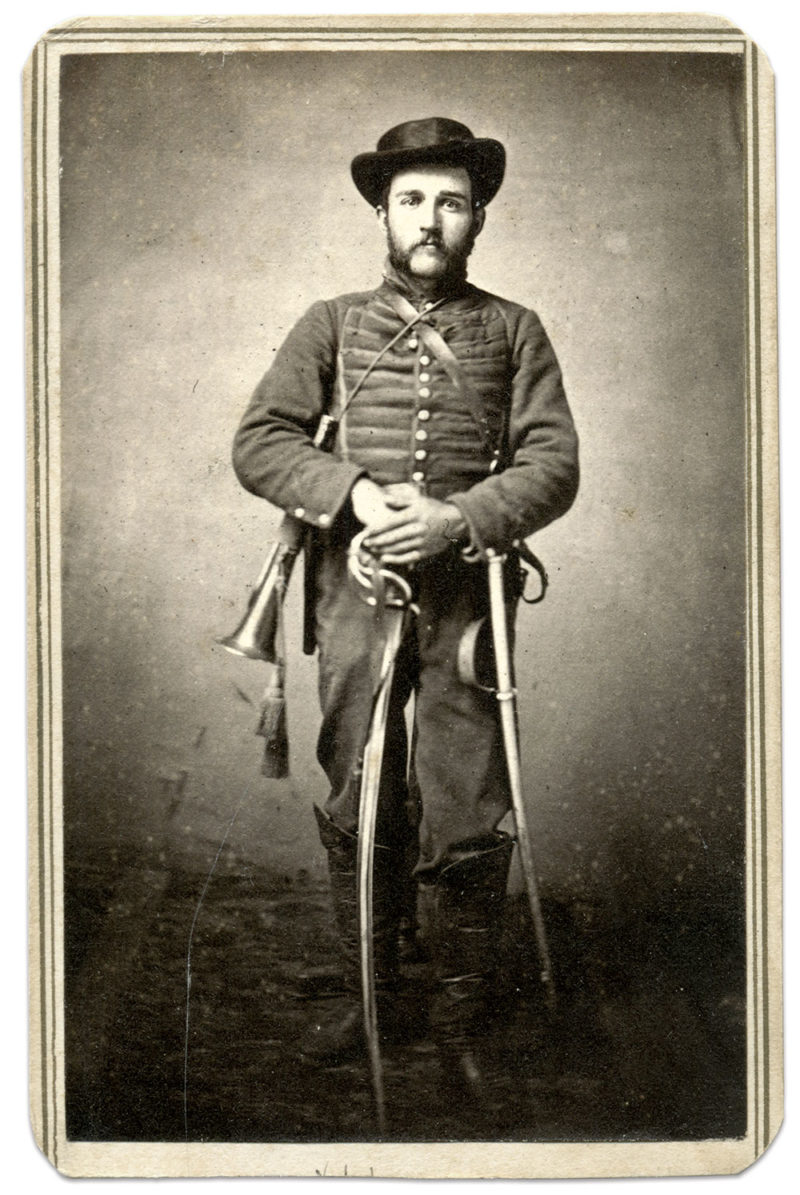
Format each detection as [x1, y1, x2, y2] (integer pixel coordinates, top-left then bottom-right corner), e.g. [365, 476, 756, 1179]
[414, 234, 445, 250]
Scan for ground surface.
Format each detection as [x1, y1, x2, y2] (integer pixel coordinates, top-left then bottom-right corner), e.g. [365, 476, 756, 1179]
[64, 854, 747, 1144]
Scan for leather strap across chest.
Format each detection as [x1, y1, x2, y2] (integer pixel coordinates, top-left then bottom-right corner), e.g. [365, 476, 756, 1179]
[335, 294, 446, 420]
[382, 289, 498, 461]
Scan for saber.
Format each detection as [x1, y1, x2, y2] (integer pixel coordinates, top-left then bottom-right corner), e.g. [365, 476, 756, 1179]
[486, 549, 557, 1011]
[349, 535, 415, 1135]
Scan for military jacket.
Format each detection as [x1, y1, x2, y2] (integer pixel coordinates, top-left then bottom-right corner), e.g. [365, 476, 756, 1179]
[233, 272, 579, 553]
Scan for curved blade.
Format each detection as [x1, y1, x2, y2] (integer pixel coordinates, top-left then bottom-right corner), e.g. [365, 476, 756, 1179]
[356, 604, 406, 1136]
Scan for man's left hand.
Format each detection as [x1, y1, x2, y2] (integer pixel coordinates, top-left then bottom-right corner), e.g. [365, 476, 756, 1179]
[363, 495, 468, 565]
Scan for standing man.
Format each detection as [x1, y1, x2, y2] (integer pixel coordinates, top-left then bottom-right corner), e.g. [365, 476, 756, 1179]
[232, 118, 578, 1096]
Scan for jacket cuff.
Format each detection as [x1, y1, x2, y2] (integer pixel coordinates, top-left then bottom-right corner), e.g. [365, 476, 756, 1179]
[447, 491, 515, 555]
[285, 461, 367, 530]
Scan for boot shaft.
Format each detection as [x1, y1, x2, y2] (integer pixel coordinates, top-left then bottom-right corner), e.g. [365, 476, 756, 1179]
[429, 832, 515, 983]
[427, 832, 515, 1056]
[314, 805, 402, 990]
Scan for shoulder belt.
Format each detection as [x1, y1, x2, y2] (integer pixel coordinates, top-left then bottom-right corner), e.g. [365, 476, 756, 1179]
[334, 293, 448, 422]
[382, 289, 499, 462]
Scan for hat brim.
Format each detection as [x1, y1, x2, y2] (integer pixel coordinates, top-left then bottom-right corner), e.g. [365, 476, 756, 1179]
[351, 138, 506, 208]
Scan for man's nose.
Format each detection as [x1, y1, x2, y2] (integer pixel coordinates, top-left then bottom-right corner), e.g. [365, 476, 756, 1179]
[419, 201, 440, 229]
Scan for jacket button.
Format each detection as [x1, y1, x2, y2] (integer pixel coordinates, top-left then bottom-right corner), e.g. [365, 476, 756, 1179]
[419, 372, 430, 383]
[412, 470, 425, 483]
[318, 513, 331, 528]
[408, 337, 418, 350]
[415, 428, 428, 441]
[419, 387, 431, 399]
[415, 449, 427, 461]
[418, 409, 430, 421]
[420, 355, 431, 366]
[293, 507, 305, 519]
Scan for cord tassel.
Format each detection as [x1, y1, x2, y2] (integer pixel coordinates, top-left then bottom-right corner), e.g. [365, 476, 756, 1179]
[256, 580, 289, 778]
[256, 661, 289, 778]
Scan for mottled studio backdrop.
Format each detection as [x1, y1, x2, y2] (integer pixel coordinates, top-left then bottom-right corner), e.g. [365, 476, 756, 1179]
[60, 50, 745, 915]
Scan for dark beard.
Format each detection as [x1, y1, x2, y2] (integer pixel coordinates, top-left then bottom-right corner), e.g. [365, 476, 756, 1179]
[386, 226, 476, 290]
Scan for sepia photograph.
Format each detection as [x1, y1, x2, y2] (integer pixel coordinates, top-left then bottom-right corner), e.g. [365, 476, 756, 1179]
[26, 12, 780, 1179]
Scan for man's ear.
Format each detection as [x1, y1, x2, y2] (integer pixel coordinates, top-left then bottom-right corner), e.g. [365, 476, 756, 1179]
[376, 206, 388, 233]
[472, 207, 486, 237]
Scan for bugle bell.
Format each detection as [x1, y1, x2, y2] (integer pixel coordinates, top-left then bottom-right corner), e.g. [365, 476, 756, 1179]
[217, 514, 304, 663]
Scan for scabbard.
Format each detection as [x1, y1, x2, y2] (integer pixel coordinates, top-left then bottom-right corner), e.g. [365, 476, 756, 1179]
[302, 527, 318, 656]
[486, 551, 556, 1010]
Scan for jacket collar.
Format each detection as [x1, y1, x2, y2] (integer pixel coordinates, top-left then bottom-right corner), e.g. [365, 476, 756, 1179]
[380, 258, 470, 308]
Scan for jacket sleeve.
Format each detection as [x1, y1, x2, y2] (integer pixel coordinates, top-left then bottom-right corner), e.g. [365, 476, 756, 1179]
[232, 300, 366, 529]
[447, 307, 579, 551]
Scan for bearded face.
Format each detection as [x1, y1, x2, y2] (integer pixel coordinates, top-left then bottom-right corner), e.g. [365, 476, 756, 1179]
[377, 165, 485, 284]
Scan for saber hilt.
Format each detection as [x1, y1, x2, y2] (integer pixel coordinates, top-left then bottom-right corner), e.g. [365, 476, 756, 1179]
[347, 529, 415, 608]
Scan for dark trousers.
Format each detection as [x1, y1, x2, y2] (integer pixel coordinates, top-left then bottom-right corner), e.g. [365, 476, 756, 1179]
[313, 542, 514, 876]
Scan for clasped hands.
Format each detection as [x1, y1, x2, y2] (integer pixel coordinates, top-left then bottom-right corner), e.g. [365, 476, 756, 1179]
[350, 478, 467, 566]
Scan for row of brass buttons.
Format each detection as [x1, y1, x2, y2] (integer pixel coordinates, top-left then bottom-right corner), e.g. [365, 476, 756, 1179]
[411, 304, 436, 482]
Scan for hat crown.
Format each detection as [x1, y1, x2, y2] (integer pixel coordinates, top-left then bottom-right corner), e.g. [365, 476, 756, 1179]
[376, 117, 476, 154]
[351, 117, 505, 208]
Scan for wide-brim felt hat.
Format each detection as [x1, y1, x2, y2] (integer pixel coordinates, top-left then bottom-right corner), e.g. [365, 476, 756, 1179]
[351, 117, 506, 208]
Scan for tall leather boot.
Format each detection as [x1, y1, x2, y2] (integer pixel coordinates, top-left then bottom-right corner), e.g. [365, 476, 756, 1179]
[428, 832, 514, 1099]
[300, 807, 401, 1063]
[397, 765, 425, 964]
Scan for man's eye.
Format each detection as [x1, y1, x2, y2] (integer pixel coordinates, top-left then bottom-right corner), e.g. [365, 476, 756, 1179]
[400, 196, 420, 206]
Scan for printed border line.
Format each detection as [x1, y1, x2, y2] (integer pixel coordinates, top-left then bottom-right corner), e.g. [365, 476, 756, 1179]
[741, 39, 755, 1166]
[40, 34, 57, 1167]
[44, 25, 745, 38]
[36, 26, 769, 1170]
[750, 44, 770, 1159]
[32, 34, 58, 1168]
[743, 38, 768, 1165]
[751, 43, 769, 1161]
[30, 36, 49, 1165]
[40, 39, 748, 54]
[43, 35, 58, 1167]
[43, 34, 748, 41]
[750, 42, 765, 1161]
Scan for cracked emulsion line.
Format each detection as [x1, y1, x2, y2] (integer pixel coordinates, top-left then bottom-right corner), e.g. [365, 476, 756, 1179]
[182, 786, 252, 1141]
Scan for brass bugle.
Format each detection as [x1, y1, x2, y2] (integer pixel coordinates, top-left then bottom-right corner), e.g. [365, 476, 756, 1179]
[217, 515, 304, 662]
[220, 414, 339, 662]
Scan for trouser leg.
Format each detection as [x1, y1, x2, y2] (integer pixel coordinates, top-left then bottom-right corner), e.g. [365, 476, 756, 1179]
[314, 542, 414, 844]
[313, 545, 514, 866]
[412, 555, 514, 875]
